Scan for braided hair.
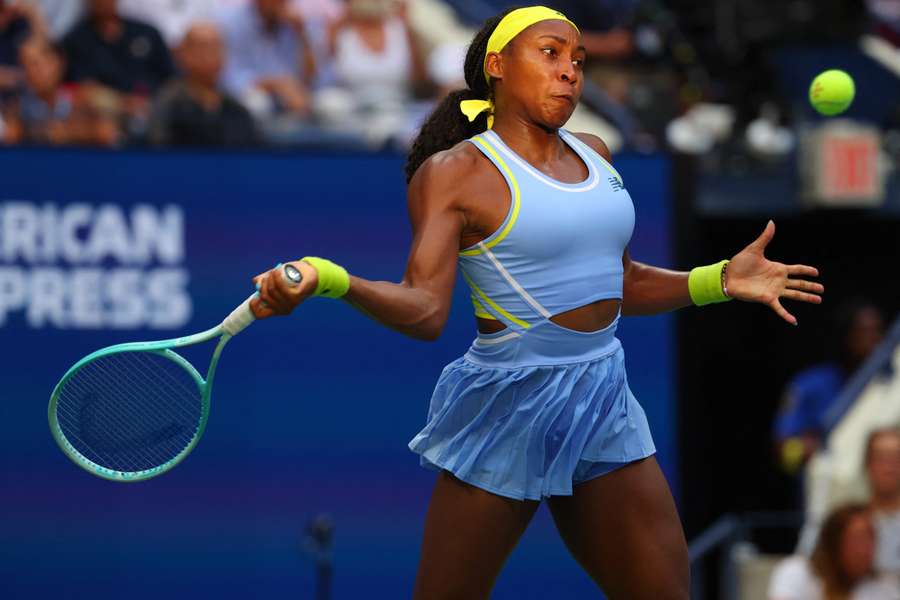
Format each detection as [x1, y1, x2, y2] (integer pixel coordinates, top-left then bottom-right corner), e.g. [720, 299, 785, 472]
[404, 9, 516, 183]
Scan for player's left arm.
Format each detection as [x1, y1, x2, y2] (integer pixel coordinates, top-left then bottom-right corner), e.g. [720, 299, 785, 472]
[573, 132, 824, 322]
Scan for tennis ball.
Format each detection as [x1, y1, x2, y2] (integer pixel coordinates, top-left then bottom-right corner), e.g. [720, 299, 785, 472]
[809, 69, 855, 116]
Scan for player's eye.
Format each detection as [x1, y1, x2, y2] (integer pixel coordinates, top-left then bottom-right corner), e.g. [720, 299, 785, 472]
[541, 47, 557, 57]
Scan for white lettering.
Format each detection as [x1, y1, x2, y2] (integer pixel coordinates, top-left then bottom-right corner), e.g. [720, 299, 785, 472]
[86, 205, 131, 264]
[39, 204, 58, 262]
[70, 269, 104, 328]
[0, 201, 191, 330]
[0, 267, 26, 326]
[133, 205, 184, 264]
[148, 269, 191, 328]
[59, 204, 91, 264]
[1, 202, 38, 262]
[27, 268, 66, 328]
[107, 268, 143, 329]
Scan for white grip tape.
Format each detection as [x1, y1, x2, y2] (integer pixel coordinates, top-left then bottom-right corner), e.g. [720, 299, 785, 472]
[222, 294, 257, 336]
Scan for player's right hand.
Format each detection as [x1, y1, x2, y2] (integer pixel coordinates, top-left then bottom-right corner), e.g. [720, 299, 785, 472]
[250, 260, 318, 319]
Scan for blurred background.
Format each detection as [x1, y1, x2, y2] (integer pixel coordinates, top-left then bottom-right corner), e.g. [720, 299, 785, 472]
[2, 0, 900, 598]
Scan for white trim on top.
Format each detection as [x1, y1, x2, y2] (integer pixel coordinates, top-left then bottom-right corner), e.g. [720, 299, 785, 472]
[562, 130, 625, 186]
[480, 242, 552, 319]
[475, 331, 522, 345]
[484, 130, 601, 193]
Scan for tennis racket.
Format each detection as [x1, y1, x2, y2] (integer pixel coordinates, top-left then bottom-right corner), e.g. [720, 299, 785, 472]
[48, 263, 303, 482]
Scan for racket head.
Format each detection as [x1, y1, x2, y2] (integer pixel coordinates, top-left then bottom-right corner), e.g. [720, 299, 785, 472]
[48, 343, 212, 482]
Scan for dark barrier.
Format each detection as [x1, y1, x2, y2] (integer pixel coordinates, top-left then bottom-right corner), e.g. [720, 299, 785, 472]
[0, 147, 672, 599]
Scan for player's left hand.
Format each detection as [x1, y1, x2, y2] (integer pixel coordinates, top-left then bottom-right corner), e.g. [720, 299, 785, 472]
[250, 260, 319, 318]
[725, 220, 823, 325]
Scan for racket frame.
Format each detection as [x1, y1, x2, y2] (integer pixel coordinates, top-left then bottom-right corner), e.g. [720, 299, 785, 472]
[48, 325, 231, 482]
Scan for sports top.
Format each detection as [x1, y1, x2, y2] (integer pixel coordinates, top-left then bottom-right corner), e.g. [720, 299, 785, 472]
[459, 128, 635, 330]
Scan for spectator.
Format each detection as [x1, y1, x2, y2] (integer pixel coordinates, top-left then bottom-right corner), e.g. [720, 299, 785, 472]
[314, 0, 428, 147]
[217, 0, 316, 121]
[147, 22, 257, 147]
[34, 0, 82, 40]
[775, 300, 886, 475]
[3, 37, 124, 147]
[548, 0, 637, 61]
[769, 503, 900, 599]
[0, 1, 47, 95]
[117, 0, 234, 47]
[866, 428, 900, 577]
[61, 0, 174, 95]
[3, 36, 74, 144]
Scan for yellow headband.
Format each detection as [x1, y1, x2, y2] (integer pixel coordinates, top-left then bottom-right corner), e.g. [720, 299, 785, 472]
[459, 6, 580, 129]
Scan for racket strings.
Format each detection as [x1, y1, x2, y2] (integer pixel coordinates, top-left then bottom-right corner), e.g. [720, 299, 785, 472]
[55, 351, 203, 473]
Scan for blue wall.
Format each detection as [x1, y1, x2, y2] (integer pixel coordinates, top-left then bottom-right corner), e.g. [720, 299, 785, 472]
[0, 147, 673, 599]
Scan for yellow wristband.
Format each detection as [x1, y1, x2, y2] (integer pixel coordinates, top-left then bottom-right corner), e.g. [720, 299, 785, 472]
[301, 256, 350, 299]
[688, 260, 731, 306]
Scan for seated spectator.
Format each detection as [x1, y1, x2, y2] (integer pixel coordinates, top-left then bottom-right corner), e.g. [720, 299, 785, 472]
[775, 300, 886, 479]
[769, 503, 900, 599]
[3, 37, 74, 144]
[34, 0, 82, 40]
[0, 1, 47, 95]
[67, 82, 123, 146]
[118, 0, 222, 47]
[866, 428, 900, 577]
[147, 23, 257, 147]
[61, 0, 174, 96]
[314, 0, 428, 147]
[217, 0, 316, 120]
[3, 37, 124, 148]
[548, 0, 637, 61]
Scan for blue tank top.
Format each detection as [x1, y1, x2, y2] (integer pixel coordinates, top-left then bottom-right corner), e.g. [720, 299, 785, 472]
[459, 129, 635, 330]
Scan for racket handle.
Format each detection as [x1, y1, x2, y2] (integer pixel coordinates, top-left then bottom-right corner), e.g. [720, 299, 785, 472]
[222, 264, 302, 336]
[222, 294, 257, 336]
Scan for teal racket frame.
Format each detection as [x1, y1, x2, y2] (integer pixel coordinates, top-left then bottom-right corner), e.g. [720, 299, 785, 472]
[48, 325, 230, 482]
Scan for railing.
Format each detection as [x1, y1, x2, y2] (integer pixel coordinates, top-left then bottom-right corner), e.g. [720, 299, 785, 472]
[688, 512, 803, 600]
[822, 314, 900, 436]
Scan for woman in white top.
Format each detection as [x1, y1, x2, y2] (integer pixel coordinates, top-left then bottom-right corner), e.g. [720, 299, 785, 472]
[314, 0, 427, 146]
[770, 504, 900, 600]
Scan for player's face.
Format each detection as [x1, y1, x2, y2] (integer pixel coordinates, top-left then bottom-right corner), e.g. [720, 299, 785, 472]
[492, 20, 585, 129]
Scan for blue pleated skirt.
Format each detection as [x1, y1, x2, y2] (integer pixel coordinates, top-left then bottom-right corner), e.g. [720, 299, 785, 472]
[408, 316, 656, 501]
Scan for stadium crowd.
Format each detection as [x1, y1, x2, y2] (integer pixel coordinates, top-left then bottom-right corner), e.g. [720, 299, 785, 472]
[0, 0, 452, 149]
[0, 0, 691, 152]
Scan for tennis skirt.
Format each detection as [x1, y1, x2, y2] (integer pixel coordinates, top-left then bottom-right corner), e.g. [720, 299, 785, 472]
[408, 316, 656, 501]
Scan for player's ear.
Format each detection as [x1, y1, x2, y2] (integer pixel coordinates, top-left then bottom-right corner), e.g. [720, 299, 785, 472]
[485, 51, 503, 81]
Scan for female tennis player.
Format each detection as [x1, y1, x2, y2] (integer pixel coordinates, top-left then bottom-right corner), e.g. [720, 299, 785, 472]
[251, 6, 823, 599]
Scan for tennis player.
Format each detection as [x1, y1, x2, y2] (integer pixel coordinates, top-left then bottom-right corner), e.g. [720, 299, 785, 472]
[251, 6, 823, 599]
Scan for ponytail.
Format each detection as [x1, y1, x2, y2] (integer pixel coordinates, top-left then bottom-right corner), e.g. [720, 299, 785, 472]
[404, 10, 513, 183]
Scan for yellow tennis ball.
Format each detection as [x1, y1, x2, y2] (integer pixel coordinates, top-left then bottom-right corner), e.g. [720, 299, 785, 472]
[809, 69, 855, 116]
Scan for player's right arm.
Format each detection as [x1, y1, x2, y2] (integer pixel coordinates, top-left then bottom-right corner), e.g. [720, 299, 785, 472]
[253, 145, 480, 342]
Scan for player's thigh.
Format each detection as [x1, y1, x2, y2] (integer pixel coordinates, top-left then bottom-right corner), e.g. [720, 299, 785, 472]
[546, 456, 689, 600]
[413, 471, 540, 600]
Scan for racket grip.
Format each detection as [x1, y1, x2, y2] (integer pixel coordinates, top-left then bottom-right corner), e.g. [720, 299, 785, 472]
[222, 294, 257, 336]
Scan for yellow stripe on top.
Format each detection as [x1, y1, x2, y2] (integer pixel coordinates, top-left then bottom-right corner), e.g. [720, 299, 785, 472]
[459, 136, 522, 257]
[471, 294, 497, 320]
[461, 270, 530, 329]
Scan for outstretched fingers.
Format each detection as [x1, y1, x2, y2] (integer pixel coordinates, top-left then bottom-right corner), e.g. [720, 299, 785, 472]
[782, 289, 822, 305]
[787, 264, 819, 279]
[770, 298, 798, 326]
[786, 278, 824, 295]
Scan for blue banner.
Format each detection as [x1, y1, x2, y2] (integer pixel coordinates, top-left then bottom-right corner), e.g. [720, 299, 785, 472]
[0, 147, 673, 599]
